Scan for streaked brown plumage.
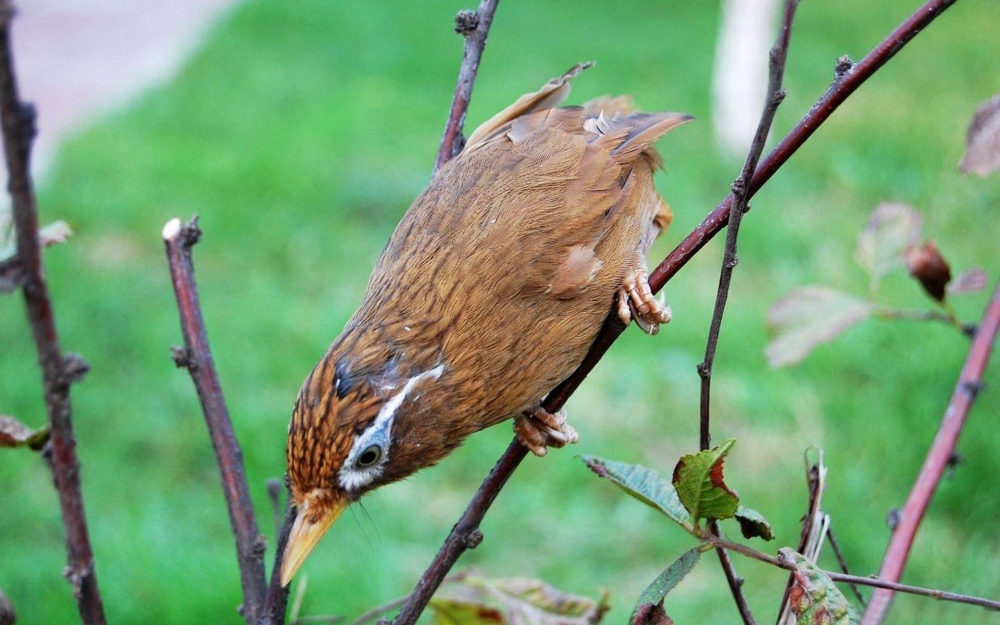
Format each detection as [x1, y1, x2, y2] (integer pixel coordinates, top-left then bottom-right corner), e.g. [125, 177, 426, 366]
[282, 64, 691, 584]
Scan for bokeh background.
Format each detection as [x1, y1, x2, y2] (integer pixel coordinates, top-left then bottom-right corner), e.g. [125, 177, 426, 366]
[2, 1, 999, 623]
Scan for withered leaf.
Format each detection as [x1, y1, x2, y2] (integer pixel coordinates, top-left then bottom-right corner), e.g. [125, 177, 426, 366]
[766, 286, 872, 367]
[855, 203, 922, 286]
[904, 240, 952, 303]
[432, 575, 609, 625]
[959, 94, 1000, 177]
[948, 268, 988, 295]
[0, 415, 49, 450]
[779, 548, 858, 624]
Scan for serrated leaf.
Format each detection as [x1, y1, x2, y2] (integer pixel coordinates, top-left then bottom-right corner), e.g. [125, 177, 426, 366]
[582, 456, 692, 530]
[959, 94, 1000, 177]
[629, 548, 700, 625]
[948, 268, 988, 295]
[766, 286, 872, 367]
[0, 415, 49, 450]
[779, 548, 859, 625]
[433, 575, 609, 625]
[734, 506, 774, 540]
[671, 439, 739, 524]
[855, 203, 922, 285]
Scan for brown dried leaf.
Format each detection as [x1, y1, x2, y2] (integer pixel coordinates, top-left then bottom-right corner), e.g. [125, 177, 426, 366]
[948, 268, 988, 295]
[779, 548, 858, 624]
[766, 286, 872, 367]
[904, 240, 952, 302]
[959, 94, 1000, 177]
[855, 203, 922, 286]
[0, 414, 49, 450]
[432, 575, 609, 625]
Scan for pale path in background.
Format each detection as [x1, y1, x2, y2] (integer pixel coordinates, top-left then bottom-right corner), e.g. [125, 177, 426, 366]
[11, 0, 241, 175]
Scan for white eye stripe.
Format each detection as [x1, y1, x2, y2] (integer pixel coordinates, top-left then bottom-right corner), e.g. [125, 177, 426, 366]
[338, 365, 445, 492]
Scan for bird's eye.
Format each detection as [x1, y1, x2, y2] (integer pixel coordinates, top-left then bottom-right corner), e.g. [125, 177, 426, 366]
[357, 444, 382, 468]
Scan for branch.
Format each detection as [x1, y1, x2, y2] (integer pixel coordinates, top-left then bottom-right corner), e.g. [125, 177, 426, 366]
[433, 0, 500, 174]
[163, 217, 268, 624]
[861, 276, 1000, 625]
[647, 0, 960, 295]
[706, 536, 1000, 613]
[0, 3, 106, 623]
[699, 1, 799, 621]
[393, 1, 960, 622]
[261, 506, 296, 625]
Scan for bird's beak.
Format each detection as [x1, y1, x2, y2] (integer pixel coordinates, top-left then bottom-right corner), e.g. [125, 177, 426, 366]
[280, 489, 348, 586]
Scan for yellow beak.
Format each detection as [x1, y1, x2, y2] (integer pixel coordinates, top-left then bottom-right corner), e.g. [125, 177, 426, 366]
[280, 490, 348, 586]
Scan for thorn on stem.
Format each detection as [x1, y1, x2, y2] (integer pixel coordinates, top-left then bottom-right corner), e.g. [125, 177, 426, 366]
[886, 508, 902, 531]
[180, 217, 202, 246]
[61, 353, 90, 384]
[464, 529, 484, 549]
[171, 345, 192, 369]
[962, 379, 984, 398]
[454, 10, 479, 35]
[835, 55, 855, 79]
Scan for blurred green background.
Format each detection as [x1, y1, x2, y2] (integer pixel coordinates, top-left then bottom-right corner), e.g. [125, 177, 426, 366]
[2, 1, 999, 623]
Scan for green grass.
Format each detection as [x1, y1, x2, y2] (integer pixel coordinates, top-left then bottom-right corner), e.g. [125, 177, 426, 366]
[2, 0, 1000, 623]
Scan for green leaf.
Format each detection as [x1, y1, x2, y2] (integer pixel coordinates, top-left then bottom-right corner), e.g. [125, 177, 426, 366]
[582, 456, 692, 530]
[855, 202, 922, 287]
[779, 548, 859, 625]
[766, 286, 871, 367]
[734, 506, 774, 541]
[629, 548, 700, 625]
[0, 415, 49, 450]
[671, 439, 739, 524]
[432, 575, 609, 625]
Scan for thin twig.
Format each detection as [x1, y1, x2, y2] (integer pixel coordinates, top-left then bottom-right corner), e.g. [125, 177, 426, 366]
[163, 216, 268, 624]
[395, 1, 961, 622]
[705, 536, 1000, 613]
[0, 3, 106, 623]
[861, 276, 1000, 625]
[700, 3, 798, 622]
[433, 0, 500, 174]
[826, 526, 866, 606]
[261, 506, 296, 625]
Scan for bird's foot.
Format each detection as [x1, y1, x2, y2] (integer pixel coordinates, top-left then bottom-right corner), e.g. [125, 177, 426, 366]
[514, 405, 579, 457]
[617, 268, 671, 335]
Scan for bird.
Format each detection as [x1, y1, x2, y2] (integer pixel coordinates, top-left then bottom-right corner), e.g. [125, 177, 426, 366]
[281, 63, 691, 585]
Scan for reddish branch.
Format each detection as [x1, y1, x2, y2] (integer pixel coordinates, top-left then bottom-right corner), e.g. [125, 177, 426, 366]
[0, 3, 106, 623]
[433, 0, 500, 174]
[861, 276, 1000, 624]
[163, 217, 268, 624]
[394, 0, 963, 623]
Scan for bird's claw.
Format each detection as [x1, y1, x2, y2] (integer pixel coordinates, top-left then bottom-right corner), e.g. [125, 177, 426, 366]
[514, 405, 579, 457]
[617, 268, 671, 335]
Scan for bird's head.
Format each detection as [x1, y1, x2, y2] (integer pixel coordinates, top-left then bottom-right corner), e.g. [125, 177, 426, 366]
[280, 327, 447, 586]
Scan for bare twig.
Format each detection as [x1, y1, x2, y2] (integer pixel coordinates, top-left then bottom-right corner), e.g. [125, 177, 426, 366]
[861, 276, 1000, 625]
[0, 3, 106, 623]
[261, 506, 296, 625]
[698, 3, 799, 622]
[394, 1, 960, 623]
[705, 535, 1000, 613]
[163, 216, 267, 624]
[433, 0, 500, 174]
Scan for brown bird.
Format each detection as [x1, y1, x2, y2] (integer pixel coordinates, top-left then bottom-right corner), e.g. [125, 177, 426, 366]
[281, 63, 691, 585]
